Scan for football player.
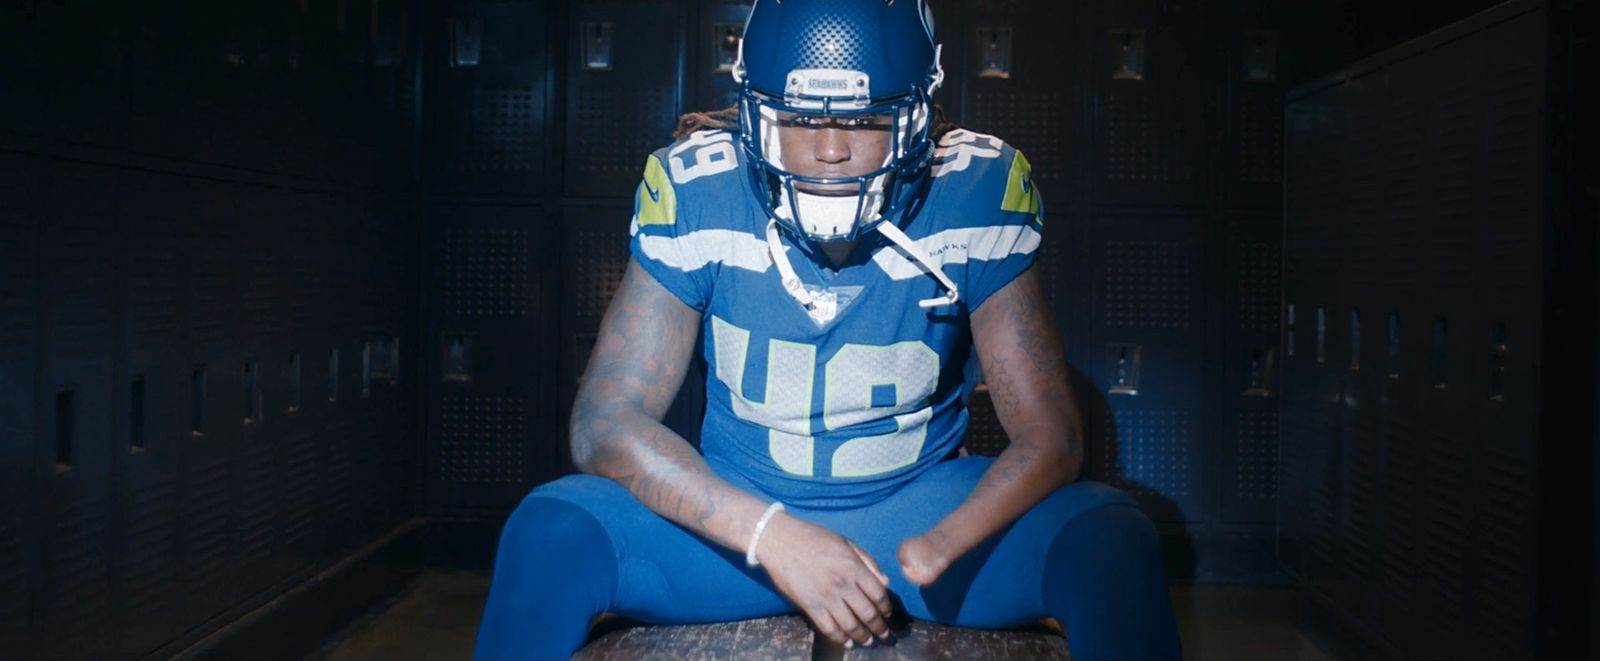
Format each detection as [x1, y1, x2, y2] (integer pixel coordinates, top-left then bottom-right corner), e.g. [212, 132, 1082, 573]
[475, 1, 1182, 659]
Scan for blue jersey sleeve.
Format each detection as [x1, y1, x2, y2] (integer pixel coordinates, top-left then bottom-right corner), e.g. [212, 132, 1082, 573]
[960, 147, 1045, 312]
[627, 150, 715, 311]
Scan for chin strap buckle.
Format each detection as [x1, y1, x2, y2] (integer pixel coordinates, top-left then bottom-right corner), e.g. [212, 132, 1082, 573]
[917, 290, 959, 309]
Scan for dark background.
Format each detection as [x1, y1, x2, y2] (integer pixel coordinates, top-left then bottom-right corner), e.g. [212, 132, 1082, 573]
[0, 0, 1591, 658]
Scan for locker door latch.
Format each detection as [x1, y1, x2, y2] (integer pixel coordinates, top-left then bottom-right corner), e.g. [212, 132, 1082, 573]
[1107, 344, 1141, 396]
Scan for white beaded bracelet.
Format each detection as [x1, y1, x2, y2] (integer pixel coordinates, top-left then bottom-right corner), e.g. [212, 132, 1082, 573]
[745, 501, 786, 568]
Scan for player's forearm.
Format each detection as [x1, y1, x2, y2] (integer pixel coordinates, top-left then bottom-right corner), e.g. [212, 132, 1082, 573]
[572, 404, 772, 555]
[950, 266, 1086, 559]
[929, 433, 1080, 559]
[565, 257, 771, 551]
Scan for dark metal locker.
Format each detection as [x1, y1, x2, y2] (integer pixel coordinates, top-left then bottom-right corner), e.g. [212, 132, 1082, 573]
[428, 0, 551, 196]
[425, 201, 558, 512]
[0, 151, 41, 659]
[34, 161, 120, 659]
[690, 1, 753, 112]
[564, 0, 682, 199]
[1281, 1, 1571, 656]
[112, 171, 189, 655]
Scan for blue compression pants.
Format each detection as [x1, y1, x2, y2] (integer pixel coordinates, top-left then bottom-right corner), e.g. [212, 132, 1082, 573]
[474, 456, 1182, 660]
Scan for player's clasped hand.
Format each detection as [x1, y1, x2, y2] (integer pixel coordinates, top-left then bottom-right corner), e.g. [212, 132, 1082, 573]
[754, 513, 896, 648]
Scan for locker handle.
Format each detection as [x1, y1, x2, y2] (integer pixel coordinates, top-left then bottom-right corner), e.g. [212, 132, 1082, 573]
[443, 333, 474, 383]
[1107, 344, 1141, 396]
[288, 354, 303, 412]
[1489, 320, 1507, 402]
[1431, 317, 1448, 390]
[1244, 348, 1276, 398]
[55, 387, 75, 474]
[131, 377, 147, 453]
[192, 367, 207, 437]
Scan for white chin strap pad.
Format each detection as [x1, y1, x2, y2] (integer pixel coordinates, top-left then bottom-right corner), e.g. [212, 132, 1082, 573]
[793, 192, 869, 239]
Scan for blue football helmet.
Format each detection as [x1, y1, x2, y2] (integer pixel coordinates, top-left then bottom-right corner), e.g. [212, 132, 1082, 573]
[733, 0, 945, 244]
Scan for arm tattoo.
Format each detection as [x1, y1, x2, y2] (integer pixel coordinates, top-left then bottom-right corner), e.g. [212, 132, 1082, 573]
[962, 268, 1083, 499]
[570, 260, 754, 548]
[580, 263, 695, 417]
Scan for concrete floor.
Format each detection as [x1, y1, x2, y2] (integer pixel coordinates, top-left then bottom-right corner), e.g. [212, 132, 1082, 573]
[314, 571, 490, 661]
[314, 571, 1340, 660]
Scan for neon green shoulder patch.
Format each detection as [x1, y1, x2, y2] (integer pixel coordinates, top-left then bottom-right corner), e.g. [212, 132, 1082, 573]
[1001, 149, 1042, 221]
[635, 155, 677, 226]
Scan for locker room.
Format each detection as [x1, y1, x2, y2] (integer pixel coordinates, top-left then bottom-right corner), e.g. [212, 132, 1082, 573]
[0, 0, 1593, 658]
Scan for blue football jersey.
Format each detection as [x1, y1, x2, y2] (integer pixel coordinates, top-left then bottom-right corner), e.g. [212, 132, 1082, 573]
[628, 128, 1044, 509]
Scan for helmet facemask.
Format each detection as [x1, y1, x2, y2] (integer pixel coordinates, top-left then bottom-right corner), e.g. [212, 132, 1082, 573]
[737, 67, 937, 244]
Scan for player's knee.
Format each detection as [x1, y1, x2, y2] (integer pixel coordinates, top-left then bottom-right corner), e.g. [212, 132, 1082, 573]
[496, 495, 615, 572]
[1089, 504, 1157, 546]
[1029, 480, 1140, 530]
[1054, 503, 1161, 567]
[1056, 480, 1138, 510]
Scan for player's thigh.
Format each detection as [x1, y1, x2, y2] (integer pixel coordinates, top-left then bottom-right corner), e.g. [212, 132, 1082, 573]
[525, 474, 792, 624]
[944, 479, 1140, 627]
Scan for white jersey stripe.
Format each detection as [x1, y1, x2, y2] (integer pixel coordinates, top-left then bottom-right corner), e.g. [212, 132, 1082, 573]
[634, 219, 775, 273]
[871, 224, 1040, 280]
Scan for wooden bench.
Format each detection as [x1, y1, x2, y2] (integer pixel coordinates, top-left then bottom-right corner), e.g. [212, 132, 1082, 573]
[573, 614, 1069, 661]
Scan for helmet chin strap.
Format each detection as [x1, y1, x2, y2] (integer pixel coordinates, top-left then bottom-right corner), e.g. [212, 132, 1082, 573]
[765, 219, 828, 319]
[872, 220, 960, 308]
[765, 214, 961, 315]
